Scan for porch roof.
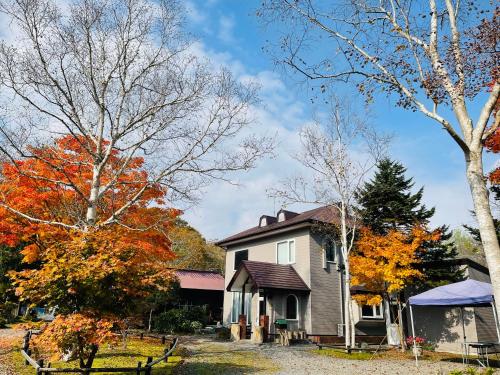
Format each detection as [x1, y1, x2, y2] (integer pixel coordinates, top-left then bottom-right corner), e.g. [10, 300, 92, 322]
[226, 260, 310, 292]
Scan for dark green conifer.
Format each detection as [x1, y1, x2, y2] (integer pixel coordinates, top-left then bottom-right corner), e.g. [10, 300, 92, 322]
[355, 158, 434, 234]
[356, 158, 462, 287]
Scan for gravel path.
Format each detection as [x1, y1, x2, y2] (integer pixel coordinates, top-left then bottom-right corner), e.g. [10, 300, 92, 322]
[258, 345, 469, 375]
[177, 336, 490, 375]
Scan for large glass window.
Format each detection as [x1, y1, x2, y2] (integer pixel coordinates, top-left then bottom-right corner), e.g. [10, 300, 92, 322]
[277, 240, 295, 264]
[231, 292, 241, 323]
[234, 250, 248, 270]
[286, 294, 298, 320]
[230, 291, 252, 323]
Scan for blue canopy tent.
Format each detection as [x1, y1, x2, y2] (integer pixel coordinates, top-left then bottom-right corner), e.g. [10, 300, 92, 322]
[408, 279, 500, 365]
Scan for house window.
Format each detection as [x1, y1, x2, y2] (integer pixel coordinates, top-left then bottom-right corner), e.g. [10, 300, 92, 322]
[361, 304, 383, 319]
[230, 291, 251, 323]
[277, 240, 295, 264]
[234, 250, 248, 270]
[286, 294, 298, 320]
[324, 238, 337, 263]
[231, 292, 241, 323]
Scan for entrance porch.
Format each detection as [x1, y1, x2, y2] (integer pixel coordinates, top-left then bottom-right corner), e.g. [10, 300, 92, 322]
[226, 260, 310, 341]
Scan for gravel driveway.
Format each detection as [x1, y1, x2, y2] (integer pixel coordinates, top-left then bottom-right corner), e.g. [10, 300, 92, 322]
[258, 345, 469, 375]
[177, 336, 489, 375]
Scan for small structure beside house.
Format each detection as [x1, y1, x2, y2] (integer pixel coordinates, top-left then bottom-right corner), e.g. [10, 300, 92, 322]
[174, 269, 225, 323]
[217, 206, 386, 343]
[406, 257, 498, 353]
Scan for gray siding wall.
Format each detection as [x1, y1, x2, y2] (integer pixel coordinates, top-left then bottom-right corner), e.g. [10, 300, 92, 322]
[309, 232, 343, 335]
[474, 306, 498, 342]
[467, 266, 491, 283]
[409, 306, 478, 354]
[467, 266, 497, 342]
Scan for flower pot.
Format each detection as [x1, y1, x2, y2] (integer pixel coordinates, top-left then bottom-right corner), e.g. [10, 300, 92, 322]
[412, 345, 422, 357]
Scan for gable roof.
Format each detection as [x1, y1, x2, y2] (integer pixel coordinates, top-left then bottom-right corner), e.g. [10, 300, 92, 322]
[226, 260, 310, 292]
[174, 269, 225, 291]
[217, 206, 339, 247]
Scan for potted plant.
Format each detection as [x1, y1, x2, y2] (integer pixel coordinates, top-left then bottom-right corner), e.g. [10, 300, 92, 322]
[406, 336, 425, 356]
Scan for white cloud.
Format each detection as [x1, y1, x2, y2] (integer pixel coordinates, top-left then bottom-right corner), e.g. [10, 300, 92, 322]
[218, 15, 236, 44]
[184, 1, 206, 24]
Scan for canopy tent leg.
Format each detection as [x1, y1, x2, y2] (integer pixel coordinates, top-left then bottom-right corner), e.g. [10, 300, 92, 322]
[460, 307, 467, 364]
[492, 299, 500, 344]
[409, 304, 418, 366]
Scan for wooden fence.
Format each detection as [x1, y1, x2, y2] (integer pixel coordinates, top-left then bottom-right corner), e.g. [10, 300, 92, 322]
[20, 330, 178, 374]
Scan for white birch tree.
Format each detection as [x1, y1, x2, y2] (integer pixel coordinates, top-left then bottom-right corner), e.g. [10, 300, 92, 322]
[259, 0, 500, 313]
[270, 97, 388, 348]
[0, 0, 272, 231]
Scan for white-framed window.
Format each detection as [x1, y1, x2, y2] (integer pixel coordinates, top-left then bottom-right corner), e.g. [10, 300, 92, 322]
[322, 238, 338, 268]
[361, 304, 383, 319]
[286, 294, 299, 320]
[276, 239, 295, 264]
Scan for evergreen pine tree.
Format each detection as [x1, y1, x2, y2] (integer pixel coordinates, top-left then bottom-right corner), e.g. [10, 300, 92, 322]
[356, 158, 434, 233]
[356, 158, 462, 287]
[417, 225, 464, 288]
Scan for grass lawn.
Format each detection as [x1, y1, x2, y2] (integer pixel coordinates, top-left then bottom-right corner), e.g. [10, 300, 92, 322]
[7, 335, 182, 375]
[175, 342, 279, 374]
[312, 347, 500, 366]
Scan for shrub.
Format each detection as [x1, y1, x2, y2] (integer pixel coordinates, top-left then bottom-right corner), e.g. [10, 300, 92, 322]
[190, 321, 203, 331]
[154, 306, 208, 334]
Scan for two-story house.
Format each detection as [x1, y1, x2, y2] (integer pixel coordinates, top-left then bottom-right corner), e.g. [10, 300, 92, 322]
[217, 206, 385, 342]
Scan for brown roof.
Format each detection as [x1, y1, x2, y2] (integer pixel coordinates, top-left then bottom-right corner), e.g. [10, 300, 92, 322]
[217, 206, 339, 247]
[226, 260, 310, 292]
[174, 270, 225, 291]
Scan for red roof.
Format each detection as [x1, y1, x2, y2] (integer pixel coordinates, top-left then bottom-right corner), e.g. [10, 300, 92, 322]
[174, 270, 225, 291]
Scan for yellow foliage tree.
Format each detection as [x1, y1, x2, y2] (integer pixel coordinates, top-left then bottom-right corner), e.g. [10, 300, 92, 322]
[350, 226, 439, 306]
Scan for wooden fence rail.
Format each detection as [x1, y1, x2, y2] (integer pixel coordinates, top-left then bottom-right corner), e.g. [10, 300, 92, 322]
[20, 331, 178, 374]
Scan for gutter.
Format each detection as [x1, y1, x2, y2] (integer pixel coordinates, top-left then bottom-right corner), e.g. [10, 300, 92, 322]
[217, 222, 313, 248]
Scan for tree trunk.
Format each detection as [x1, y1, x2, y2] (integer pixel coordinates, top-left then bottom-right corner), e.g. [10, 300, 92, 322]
[343, 261, 354, 349]
[86, 165, 101, 226]
[383, 296, 392, 345]
[340, 204, 355, 349]
[466, 150, 500, 313]
[397, 299, 406, 351]
[84, 344, 99, 371]
[148, 309, 153, 332]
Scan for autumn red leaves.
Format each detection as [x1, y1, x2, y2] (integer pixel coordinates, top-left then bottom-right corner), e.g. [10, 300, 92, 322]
[0, 136, 180, 366]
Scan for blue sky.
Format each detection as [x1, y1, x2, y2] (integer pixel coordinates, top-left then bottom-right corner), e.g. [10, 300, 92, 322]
[178, 0, 498, 241]
[0, 0, 493, 241]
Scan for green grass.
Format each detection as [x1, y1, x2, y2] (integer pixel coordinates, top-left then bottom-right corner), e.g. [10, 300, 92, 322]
[311, 348, 374, 360]
[9, 337, 182, 375]
[175, 343, 279, 374]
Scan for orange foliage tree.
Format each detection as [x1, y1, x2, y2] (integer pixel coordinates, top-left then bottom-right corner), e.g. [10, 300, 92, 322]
[0, 135, 179, 366]
[350, 226, 439, 306]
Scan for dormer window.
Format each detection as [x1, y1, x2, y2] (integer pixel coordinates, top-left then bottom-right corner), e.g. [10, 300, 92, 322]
[259, 215, 277, 227]
[276, 209, 299, 222]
